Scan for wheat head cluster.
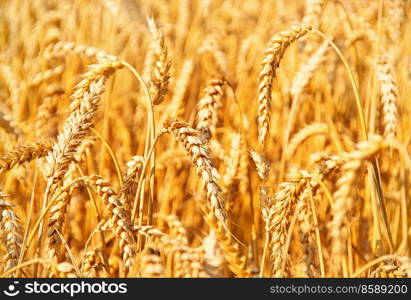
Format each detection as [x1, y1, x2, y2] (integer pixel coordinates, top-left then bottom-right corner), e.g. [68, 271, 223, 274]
[0, 0, 410, 278]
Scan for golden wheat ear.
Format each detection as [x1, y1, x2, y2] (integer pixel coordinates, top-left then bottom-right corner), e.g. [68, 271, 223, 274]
[0, 192, 23, 277]
[147, 17, 172, 106]
[376, 56, 399, 141]
[258, 25, 311, 145]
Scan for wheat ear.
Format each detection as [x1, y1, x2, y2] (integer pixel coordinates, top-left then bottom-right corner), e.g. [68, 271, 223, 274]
[258, 25, 311, 145]
[82, 175, 136, 274]
[203, 230, 225, 277]
[45, 58, 123, 193]
[163, 119, 226, 222]
[0, 64, 20, 108]
[269, 171, 311, 277]
[141, 247, 164, 277]
[47, 180, 78, 268]
[269, 154, 344, 277]
[35, 84, 64, 138]
[171, 59, 194, 119]
[290, 40, 329, 101]
[376, 56, 399, 140]
[147, 17, 172, 106]
[222, 133, 242, 206]
[163, 119, 250, 277]
[302, 0, 324, 28]
[371, 256, 411, 278]
[43, 42, 111, 61]
[286, 123, 328, 159]
[120, 155, 144, 213]
[296, 198, 317, 277]
[330, 136, 387, 273]
[249, 150, 270, 181]
[81, 249, 104, 277]
[196, 78, 227, 143]
[0, 142, 52, 174]
[0, 193, 23, 277]
[27, 64, 65, 88]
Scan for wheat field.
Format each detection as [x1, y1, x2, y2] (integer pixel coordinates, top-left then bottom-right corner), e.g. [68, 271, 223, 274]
[0, 0, 410, 278]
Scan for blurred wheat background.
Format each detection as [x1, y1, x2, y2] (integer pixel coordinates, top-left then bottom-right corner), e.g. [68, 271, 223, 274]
[0, 0, 411, 278]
